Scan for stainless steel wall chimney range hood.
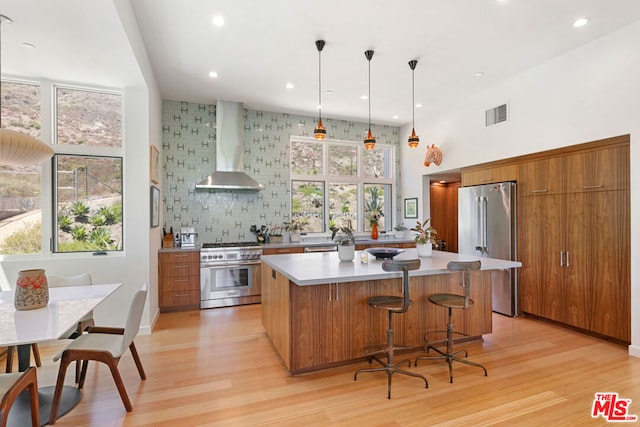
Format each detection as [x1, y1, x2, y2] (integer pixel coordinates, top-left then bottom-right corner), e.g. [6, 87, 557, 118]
[196, 101, 263, 190]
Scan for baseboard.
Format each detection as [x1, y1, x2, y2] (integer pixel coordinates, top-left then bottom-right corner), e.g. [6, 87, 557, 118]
[628, 344, 640, 358]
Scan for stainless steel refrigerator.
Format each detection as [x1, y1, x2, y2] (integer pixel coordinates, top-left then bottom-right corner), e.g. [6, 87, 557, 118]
[458, 182, 517, 316]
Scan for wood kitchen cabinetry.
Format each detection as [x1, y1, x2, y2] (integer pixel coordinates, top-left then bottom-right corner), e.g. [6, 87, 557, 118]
[158, 251, 200, 312]
[263, 266, 491, 374]
[518, 142, 630, 342]
[461, 164, 518, 187]
[262, 247, 305, 255]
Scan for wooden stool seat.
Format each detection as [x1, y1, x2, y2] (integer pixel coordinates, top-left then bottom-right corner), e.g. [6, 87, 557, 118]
[427, 293, 473, 310]
[354, 259, 428, 399]
[368, 295, 413, 313]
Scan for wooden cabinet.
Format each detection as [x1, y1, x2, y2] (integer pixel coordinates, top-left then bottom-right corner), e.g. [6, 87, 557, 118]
[355, 242, 414, 250]
[262, 247, 305, 255]
[461, 164, 518, 186]
[262, 266, 493, 374]
[518, 143, 630, 342]
[158, 251, 200, 312]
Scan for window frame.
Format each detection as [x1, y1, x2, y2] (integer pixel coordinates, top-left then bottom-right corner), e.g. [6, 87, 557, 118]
[0, 77, 125, 260]
[290, 136, 395, 235]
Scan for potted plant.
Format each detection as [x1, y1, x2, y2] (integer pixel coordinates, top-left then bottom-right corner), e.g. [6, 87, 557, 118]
[268, 225, 283, 243]
[410, 218, 437, 257]
[394, 223, 407, 239]
[283, 217, 307, 242]
[330, 222, 355, 262]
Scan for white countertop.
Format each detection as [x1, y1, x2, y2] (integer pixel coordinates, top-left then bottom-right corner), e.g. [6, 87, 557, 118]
[261, 249, 522, 286]
[0, 283, 120, 346]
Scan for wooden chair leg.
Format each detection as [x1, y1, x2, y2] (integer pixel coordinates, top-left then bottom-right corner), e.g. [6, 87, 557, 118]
[106, 359, 133, 412]
[129, 342, 146, 380]
[26, 369, 40, 427]
[78, 360, 89, 389]
[49, 357, 71, 425]
[5, 346, 14, 373]
[31, 343, 41, 367]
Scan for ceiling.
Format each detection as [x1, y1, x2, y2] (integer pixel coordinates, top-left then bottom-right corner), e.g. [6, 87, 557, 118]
[2, 0, 640, 128]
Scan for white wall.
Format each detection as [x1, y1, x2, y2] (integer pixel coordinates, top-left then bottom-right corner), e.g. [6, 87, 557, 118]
[400, 20, 640, 355]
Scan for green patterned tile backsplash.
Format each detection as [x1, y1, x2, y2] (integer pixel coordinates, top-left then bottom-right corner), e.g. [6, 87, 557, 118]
[162, 100, 400, 243]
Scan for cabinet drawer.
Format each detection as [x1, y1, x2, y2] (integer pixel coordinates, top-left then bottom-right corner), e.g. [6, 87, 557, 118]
[263, 247, 304, 255]
[160, 290, 199, 310]
[161, 275, 199, 292]
[161, 262, 198, 278]
[160, 251, 199, 263]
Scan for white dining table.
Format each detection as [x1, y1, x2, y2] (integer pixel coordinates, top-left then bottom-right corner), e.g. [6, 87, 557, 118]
[1, 283, 121, 426]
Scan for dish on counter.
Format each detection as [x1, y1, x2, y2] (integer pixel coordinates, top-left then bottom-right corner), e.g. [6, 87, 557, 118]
[365, 247, 405, 259]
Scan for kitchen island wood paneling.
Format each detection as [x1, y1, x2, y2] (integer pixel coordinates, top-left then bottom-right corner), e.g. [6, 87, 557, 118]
[261, 250, 520, 374]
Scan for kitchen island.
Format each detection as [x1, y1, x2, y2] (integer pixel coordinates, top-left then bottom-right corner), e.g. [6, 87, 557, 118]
[260, 249, 521, 374]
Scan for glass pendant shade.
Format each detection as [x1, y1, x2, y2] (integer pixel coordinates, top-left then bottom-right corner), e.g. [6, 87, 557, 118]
[364, 50, 375, 150]
[364, 128, 376, 150]
[0, 14, 54, 166]
[314, 40, 326, 140]
[408, 59, 419, 148]
[408, 127, 419, 148]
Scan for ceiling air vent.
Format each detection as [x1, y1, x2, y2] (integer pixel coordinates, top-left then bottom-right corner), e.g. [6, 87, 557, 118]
[485, 103, 508, 126]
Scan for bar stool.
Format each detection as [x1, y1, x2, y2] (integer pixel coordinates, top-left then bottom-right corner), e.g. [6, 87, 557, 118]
[415, 260, 487, 383]
[354, 259, 428, 399]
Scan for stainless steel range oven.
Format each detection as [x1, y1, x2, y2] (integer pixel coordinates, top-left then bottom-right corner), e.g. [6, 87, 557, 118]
[200, 242, 262, 309]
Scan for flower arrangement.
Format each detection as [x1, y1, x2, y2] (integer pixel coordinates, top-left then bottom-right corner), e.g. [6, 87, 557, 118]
[410, 218, 437, 245]
[365, 186, 384, 226]
[329, 208, 355, 246]
[283, 216, 308, 233]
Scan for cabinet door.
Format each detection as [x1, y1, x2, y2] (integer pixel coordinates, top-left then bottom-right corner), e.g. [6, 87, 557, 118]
[589, 190, 630, 341]
[519, 157, 565, 196]
[564, 193, 590, 330]
[290, 284, 333, 371]
[331, 281, 371, 361]
[519, 194, 564, 321]
[565, 146, 630, 193]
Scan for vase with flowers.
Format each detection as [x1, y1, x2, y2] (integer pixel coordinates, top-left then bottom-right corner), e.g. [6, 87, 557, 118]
[411, 218, 437, 257]
[330, 219, 355, 262]
[365, 187, 384, 240]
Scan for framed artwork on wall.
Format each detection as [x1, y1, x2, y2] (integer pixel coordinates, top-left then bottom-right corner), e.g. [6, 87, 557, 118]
[404, 197, 418, 219]
[150, 145, 160, 184]
[150, 186, 160, 228]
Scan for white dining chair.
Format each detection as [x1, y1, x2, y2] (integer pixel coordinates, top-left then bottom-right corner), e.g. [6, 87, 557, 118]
[48, 283, 148, 425]
[0, 366, 40, 427]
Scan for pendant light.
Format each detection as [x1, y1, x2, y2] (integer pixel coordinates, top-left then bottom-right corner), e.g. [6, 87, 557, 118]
[0, 14, 54, 166]
[408, 59, 420, 148]
[363, 50, 375, 150]
[313, 40, 326, 140]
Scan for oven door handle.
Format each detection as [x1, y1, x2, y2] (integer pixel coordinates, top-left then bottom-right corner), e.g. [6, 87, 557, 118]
[201, 261, 261, 269]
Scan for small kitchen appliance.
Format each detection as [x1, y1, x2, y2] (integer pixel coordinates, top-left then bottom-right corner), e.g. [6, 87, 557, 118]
[180, 227, 196, 248]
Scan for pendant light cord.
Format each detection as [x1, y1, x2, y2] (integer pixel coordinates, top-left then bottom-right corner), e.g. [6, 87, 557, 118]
[412, 67, 415, 128]
[368, 54, 371, 130]
[318, 48, 322, 122]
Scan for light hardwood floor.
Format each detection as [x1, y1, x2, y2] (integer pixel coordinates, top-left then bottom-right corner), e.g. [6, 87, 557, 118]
[22, 304, 640, 426]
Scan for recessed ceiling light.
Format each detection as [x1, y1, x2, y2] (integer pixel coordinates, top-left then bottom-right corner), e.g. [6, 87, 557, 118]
[316, 104, 322, 110]
[325, 89, 333, 94]
[415, 103, 423, 108]
[360, 94, 368, 100]
[208, 71, 218, 78]
[392, 115, 399, 120]
[285, 82, 295, 89]
[573, 17, 589, 28]
[22, 42, 36, 49]
[474, 72, 485, 77]
[212, 15, 225, 27]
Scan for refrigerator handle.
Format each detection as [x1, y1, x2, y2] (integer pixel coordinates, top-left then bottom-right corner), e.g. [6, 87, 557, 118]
[481, 196, 488, 252]
[474, 196, 483, 251]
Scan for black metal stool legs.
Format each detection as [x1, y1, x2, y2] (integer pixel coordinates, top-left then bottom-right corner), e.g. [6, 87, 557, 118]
[415, 307, 487, 383]
[354, 310, 428, 398]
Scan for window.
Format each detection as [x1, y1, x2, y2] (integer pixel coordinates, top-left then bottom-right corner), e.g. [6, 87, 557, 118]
[0, 79, 124, 256]
[56, 86, 122, 147]
[290, 137, 394, 234]
[0, 81, 43, 254]
[53, 155, 123, 252]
